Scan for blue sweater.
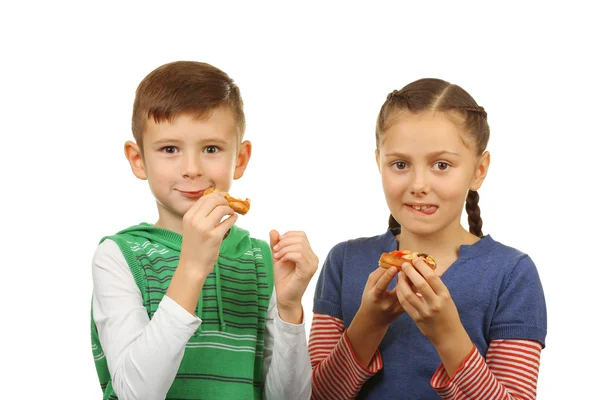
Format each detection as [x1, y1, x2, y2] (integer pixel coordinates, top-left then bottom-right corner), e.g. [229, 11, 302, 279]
[313, 229, 547, 399]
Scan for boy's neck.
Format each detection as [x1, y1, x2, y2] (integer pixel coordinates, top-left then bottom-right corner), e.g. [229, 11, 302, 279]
[154, 213, 184, 235]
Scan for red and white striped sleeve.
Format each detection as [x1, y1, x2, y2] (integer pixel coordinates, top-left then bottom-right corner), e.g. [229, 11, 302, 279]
[431, 339, 543, 399]
[308, 313, 383, 400]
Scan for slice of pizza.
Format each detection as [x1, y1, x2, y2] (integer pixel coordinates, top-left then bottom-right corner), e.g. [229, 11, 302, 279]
[203, 188, 250, 215]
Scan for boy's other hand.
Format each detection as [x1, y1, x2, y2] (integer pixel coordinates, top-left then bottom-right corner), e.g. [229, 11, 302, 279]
[270, 230, 318, 324]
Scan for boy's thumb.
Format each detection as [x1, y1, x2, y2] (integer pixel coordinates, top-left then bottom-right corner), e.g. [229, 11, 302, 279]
[269, 230, 280, 249]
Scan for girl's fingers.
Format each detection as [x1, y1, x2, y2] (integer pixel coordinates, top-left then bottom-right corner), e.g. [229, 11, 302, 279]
[396, 270, 425, 314]
[373, 267, 398, 297]
[366, 267, 389, 288]
[401, 262, 436, 301]
[412, 257, 447, 296]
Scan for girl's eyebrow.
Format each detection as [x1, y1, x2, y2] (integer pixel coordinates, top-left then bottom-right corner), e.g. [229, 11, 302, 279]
[384, 150, 460, 158]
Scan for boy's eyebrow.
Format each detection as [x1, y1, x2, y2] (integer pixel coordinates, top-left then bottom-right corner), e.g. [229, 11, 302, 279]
[150, 137, 230, 145]
[384, 150, 460, 158]
[151, 138, 183, 145]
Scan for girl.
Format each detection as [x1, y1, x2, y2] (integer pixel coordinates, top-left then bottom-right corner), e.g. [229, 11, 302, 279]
[309, 79, 546, 399]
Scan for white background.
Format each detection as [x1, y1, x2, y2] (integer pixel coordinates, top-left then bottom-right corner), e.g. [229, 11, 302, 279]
[1, 1, 598, 398]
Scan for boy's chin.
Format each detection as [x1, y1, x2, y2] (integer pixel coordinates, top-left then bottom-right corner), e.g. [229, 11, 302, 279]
[156, 200, 192, 220]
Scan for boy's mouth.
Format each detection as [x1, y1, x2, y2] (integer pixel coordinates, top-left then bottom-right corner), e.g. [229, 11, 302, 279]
[178, 189, 206, 199]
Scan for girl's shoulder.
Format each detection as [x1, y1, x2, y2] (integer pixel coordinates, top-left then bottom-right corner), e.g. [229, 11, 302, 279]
[330, 229, 397, 256]
[461, 235, 538, 276]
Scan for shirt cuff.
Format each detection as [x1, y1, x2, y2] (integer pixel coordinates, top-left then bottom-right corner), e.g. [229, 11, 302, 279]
[430, 344, 479, 392]
[340, 331, 383, 375]
[274, 305, 306, 334]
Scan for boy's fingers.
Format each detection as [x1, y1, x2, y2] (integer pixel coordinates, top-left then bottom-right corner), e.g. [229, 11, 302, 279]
[269, 230, 280, 249]
[186, 192, 228, 218]
[214, 213, 238, 238]
[193, 204, 235, 229]
[279, 231, 310, 244]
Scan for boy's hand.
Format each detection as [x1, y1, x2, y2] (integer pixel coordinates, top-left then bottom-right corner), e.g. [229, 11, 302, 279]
[179, 191, 237, 277]
[270, 230, 318, 324]
[167, 191, 237, 315]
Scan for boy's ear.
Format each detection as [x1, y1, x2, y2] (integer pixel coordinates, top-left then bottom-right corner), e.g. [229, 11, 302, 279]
[124, 141, 148, 180]
[233, 140, 252, 180]
[470, 151, 490, 191]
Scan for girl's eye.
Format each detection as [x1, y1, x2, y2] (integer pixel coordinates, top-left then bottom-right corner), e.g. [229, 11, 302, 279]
[203, 146, 220, 154]
[392, 161, 408, 170]
[434, 162, 450, 171]
[162, 146, 178, 154]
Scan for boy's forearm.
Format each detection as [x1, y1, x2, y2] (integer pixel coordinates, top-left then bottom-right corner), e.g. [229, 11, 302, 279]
[166, 263, 209, 315]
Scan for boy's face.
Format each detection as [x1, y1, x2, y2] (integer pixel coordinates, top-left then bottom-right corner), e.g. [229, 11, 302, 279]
[126, 107, 251, 231]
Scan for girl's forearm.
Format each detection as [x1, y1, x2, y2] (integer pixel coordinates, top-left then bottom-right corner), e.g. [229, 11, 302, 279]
[346, 308, 390, 368]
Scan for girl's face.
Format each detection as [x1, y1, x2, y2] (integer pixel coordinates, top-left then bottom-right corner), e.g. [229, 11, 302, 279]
[376, 111, 489, 237]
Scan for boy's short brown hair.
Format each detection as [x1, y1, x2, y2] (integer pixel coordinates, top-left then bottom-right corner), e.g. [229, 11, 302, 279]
[132, 61, 245, 152]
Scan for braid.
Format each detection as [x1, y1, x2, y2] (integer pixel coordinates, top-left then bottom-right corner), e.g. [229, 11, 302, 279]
[457, 106, 487, 118]
[387, 90, 400, 101]
[388, 214, 401, 230]
[465, 190, 483, 237]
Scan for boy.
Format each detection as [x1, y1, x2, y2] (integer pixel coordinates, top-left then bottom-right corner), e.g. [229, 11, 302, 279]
[91, 61, 316, 399]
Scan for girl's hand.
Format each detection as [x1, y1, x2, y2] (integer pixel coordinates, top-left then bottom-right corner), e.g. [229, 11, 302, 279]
[358, 267, 404, 327]
[395, 257, 465, 346]
[396, 257, 474, 376]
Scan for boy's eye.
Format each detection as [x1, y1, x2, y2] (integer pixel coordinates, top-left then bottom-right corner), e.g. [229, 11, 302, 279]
[392, 161, 408, 170]
[434, 162, 450, 171]
[162, 146, 178, 154]
[203, 146, 220, 154]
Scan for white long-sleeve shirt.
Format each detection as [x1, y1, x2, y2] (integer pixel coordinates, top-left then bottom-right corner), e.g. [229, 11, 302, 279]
[92, 239, 312, 400]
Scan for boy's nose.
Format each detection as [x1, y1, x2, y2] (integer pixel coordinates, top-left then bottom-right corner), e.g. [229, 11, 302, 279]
[181, 155, 203, 178]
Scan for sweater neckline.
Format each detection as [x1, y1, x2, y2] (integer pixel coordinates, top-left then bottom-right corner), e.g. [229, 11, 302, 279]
[383, 228, 495, 260]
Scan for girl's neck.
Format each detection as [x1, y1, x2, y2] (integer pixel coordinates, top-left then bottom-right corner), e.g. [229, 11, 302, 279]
[395, 223, 479, 261]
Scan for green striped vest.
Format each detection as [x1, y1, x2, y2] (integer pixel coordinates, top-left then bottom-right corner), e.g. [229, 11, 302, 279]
[91, 223, 273, 399]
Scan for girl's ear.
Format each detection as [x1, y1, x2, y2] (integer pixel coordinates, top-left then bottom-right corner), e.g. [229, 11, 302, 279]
[125, 141, 148, 180]
[375, 149, 382, 173]
[470, 151, 490, 191]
